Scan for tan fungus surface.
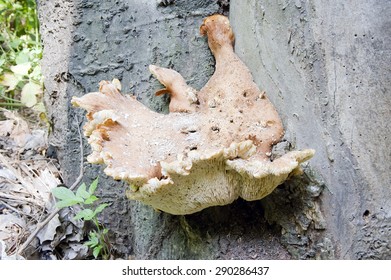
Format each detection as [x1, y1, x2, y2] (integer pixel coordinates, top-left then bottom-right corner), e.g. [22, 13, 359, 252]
[72, 15, 314, 215]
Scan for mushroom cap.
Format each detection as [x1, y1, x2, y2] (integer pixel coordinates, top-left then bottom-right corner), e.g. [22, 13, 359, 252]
[72, 15, 316, 215]
[126, 145, 314, 215]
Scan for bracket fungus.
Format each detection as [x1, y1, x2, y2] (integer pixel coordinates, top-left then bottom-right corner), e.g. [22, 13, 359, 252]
[72, 15, 315, 215]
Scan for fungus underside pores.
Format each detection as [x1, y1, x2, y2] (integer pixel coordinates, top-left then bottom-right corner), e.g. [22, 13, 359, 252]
[71, 15, 315, 215]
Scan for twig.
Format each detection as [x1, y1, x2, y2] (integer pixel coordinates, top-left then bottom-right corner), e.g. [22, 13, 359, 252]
[0, 199, 36, 221]
[0, 199, 25, 216]
[16, 117, 84, 256]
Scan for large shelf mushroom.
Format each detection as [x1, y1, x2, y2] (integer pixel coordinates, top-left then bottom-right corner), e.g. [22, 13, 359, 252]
[72, 15, 314, 215]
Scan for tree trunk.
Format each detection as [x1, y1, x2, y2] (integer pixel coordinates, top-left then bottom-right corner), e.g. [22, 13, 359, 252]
[230, 0, 391, 259]
[38, 0, 390, 259]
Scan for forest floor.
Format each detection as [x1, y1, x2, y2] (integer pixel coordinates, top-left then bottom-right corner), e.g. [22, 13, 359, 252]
[0, 0, 94, 259]
[0, 109, 57, 259]
[0, 109, 88, 260]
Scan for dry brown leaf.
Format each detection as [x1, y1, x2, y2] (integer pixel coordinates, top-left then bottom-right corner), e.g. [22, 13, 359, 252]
[3, 111, 31, 148]
[0, 214, 26, 242]
[0, 120, 14, 136]
[0, 154, 40, 204]
[0, 239, 25, 260]
[36, 214, 61, 245]
[63, 242, 89, 260]
[0, 167, 17, 181]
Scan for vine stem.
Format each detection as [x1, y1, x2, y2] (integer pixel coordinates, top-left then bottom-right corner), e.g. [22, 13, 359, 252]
[16, 117, 84, 256]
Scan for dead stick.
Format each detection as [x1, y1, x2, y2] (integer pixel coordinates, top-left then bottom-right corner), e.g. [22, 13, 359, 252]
[16, 118, 84, 256]
[0, 199, 28, 216]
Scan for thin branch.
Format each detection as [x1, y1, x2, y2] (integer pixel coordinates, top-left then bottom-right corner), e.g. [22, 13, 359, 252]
[0, 199, 25, 216]
[16, 117, 84, 256]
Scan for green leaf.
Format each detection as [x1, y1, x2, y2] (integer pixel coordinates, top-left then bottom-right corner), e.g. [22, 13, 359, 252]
[11, 62, 31, 76]
[52, 186, 77, 201]
[88, 178, 99, 195]
[0, 73, 20, 91]
[76, 183, 91, 200]
[89, 231, 98, 239]
[84, 241, 93, 247]
[55, 199, 81, 209]
[21, 81, 42, 107]
[32, 102, 46, 113]
[84, 239, 97, 247]
[85, 232, 99, 247]
[93, 203, 109, 216]
[93, 245, 102, 258]
[84, 195, 99, 205]
[73, 209, 95, 221]
[13, 3, 23, 9]
[30, 65, 42, 81]
[52, 186, 83, 208]
[15, 52, 29, 64]
[10, 38, 22, 49]
[84, 239, 98, 248]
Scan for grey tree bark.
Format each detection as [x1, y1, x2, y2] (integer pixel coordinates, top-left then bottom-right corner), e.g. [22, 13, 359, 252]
[38, 0, 390, 259]
[230, 0, 391, 259]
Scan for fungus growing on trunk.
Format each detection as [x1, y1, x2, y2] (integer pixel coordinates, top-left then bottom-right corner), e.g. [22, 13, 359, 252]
[72, 15, 315, 215]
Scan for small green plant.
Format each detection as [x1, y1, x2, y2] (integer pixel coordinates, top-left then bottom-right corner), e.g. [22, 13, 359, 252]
[52, 178, 111, 259]
[0, 0, 45, 117]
